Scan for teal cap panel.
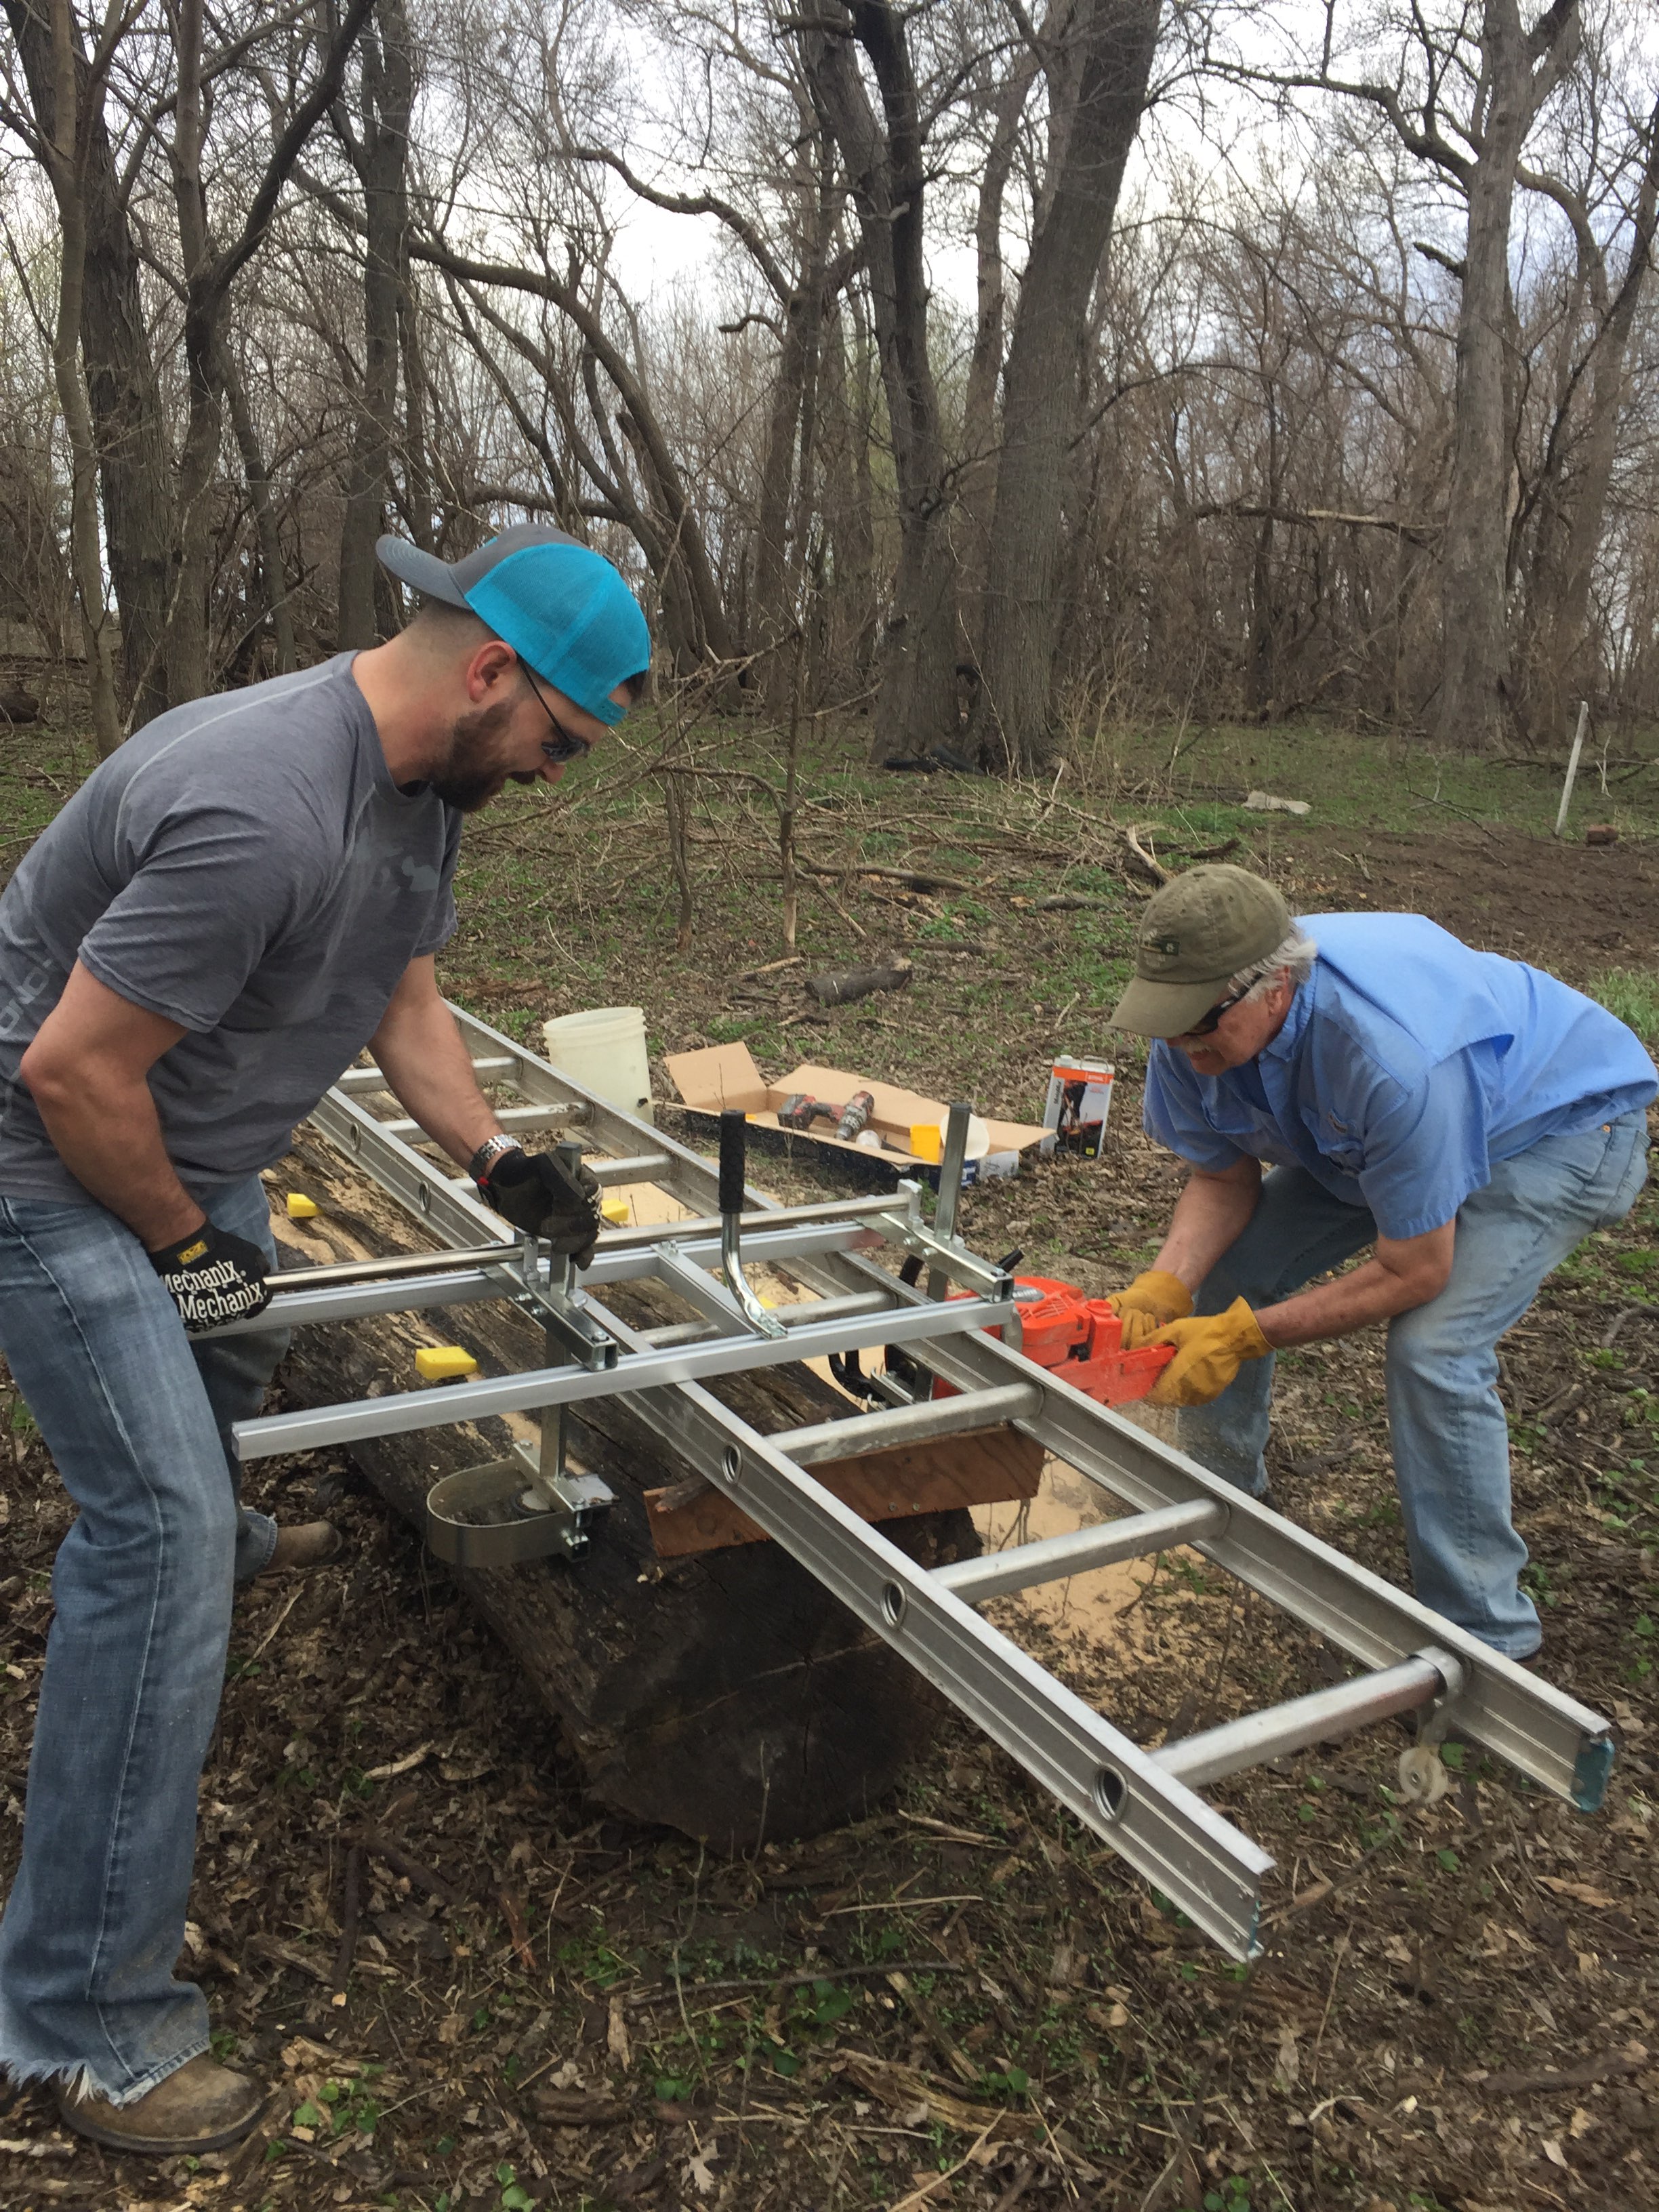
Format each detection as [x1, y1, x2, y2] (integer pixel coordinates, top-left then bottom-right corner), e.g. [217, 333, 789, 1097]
[464, 542, 650, 724]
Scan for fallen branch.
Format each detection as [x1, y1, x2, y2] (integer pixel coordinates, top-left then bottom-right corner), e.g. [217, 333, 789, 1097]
[805, 957, 914, 1008]
[797, 860, 975, 895]
[1477, 2050, 1645, 2096]
[1123, 825, 1170, 885]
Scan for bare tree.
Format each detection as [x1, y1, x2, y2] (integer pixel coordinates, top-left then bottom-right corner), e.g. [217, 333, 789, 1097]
[1221, 0, 1586, 749]
[797, 0, 964, 761]
[1, 0, 163, 738]
[333, 0, 414, 647]
[972, 0, 1162, 771]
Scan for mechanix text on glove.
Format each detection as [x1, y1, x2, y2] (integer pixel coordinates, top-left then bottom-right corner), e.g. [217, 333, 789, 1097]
[149, 1223, 274, 1336]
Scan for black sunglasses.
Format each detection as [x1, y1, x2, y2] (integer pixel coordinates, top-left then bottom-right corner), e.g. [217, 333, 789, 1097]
[1181, 985, 1250, 1039]
[520, 665, 593, 764]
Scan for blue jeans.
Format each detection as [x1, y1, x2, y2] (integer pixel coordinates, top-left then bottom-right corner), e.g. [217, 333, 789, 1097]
[1179, 1113, 1648, 1659]
[0, 1176, 289, 2103]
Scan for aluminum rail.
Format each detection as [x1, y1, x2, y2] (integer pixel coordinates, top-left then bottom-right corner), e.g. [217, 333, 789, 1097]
[771, 1383, 1044, 1467]
[208, 1214, 898, 1340]
[380, 1102, 585, 1139]
[430, 1006, 1613, 1818]
[936, 1498, 1231, 1604]
[1154, 1650, 1459, 1789]
[234, 1289, 1016, 1460]
[336, 1054, 519, 1096]
[638, 1290, 893, 1347]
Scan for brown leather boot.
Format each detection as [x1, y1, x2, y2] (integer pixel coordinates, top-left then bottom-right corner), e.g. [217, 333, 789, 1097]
[57, 2053, 267, 2154]
[266, 1519, 342, 1572]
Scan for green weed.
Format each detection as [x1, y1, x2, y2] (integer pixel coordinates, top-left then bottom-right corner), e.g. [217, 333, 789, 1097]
[1589, 968, 1659, 1043]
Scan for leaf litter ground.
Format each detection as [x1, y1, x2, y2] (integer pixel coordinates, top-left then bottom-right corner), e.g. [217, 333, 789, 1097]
[0, 724, 1655, 2212]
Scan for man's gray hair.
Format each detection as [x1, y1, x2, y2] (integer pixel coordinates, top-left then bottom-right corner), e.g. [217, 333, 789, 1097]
[1229, 927, 1319, 1002]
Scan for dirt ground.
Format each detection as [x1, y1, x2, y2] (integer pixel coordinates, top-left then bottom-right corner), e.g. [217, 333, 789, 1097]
[0, 789, 1655, 2212]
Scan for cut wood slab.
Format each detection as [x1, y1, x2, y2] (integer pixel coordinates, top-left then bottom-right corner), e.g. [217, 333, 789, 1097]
[644, 1426, 1042, 1557]
[266, 1131, 985, 1851]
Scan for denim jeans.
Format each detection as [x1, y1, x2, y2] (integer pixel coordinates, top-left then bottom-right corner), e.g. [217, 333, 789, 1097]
[1178, 1111, 1649, 1659]
[0, 1175, 289, 2103]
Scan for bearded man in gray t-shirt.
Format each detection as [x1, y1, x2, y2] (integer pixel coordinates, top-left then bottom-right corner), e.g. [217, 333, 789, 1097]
[0, 526, 649, 2156]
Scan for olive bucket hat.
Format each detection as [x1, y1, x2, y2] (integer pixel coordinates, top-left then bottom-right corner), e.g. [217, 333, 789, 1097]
[1109, 864, 1292, 1038]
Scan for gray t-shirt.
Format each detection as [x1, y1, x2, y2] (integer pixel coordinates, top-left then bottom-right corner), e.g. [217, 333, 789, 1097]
[0, 655, 462, 1205]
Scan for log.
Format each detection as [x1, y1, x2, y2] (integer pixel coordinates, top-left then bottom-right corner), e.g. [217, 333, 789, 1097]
[805, 957, 914, 1007]
[268, 1131, 987, 1851]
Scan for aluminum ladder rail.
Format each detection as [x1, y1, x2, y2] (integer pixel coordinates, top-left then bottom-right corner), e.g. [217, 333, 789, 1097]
[232, 1004, 1616, 1959]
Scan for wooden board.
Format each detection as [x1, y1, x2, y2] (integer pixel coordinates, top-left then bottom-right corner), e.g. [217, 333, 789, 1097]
[644, 1425, 1044, 1557]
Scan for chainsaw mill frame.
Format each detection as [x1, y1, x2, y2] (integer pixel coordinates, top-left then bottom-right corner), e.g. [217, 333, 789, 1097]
[219, 1004, 1616, 1960]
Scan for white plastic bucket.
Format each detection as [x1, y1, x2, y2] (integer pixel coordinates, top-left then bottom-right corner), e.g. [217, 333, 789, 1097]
[541, 1006, 653, 1124]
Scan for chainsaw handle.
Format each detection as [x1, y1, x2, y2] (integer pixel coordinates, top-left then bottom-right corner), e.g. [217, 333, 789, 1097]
[718, 1109, 747, 1218]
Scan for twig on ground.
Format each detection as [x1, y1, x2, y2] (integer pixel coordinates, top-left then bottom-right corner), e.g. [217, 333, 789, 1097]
[249, 1582, 306, 1658]
[886, 2116, 1000, 2211]
[497, 1885, 537, 1973]
[345, 1828, 457, 1909]
[331, 1843, 363, 2001]
[624, 1959, 967, 2007]
[1601, 1302, 1657, 1348]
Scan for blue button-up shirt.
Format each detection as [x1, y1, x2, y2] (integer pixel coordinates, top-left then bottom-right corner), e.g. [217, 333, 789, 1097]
[1142, 914, 1657, 1241]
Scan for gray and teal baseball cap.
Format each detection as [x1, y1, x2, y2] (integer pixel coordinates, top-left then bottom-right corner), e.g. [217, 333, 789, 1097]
[1109, 864, 1292, 1036]
[376, 523, 651, 726]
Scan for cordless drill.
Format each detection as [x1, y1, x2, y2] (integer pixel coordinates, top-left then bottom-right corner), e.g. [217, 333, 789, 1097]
[777, 1089, 877, 1141]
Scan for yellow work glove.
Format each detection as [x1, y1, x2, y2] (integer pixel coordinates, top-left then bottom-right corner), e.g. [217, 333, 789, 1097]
[1147, 1298, 1273, 1406]
[1104, 1268, 1192, 1349]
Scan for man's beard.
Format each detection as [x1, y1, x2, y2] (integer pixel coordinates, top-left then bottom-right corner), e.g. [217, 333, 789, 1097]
[428, 699, 524, 813]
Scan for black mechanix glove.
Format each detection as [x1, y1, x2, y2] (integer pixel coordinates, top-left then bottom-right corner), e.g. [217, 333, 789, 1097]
[477, 1145, 602, 1265]
[149, 1223, 274, 1335]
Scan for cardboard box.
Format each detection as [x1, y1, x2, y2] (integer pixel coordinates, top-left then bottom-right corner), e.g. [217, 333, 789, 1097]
[1042, 1057, 1115, 1161]
[664, 1042, 1049, 1181]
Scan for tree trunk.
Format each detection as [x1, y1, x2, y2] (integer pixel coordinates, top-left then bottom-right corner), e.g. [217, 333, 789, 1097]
[752, 260, 823, 706]
[1436, 0, 1580, 751]
[818, 298, 879, 690]
[1529, 100, 1659, 741]
[3, 0, 174, 727]
[44, 0, 122, 760]
[268, 1142, 979, 1849]
[974, 0, 1161, 772]
[959, 44, 1042, 660]
[800, 1, 959, 762]
[337, 0, 414, 649]
[222, 344, 297, 674]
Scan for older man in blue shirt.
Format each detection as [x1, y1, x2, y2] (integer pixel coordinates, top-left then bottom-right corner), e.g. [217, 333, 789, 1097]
[1105, 865, 1654, 1658]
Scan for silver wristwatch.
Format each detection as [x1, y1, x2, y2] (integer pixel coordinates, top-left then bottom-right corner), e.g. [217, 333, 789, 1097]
[468, 1133, 525, 1181]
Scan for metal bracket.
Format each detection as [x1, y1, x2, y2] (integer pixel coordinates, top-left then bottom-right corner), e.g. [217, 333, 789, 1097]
[510, 1277, 618, 1370]
[875, 1210, 1015, 1303]
[425, 1456, 614, 1567]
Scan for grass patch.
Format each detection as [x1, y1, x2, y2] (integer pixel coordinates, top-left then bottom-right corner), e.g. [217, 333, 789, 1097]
[1589, 966, 1659, 1044]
